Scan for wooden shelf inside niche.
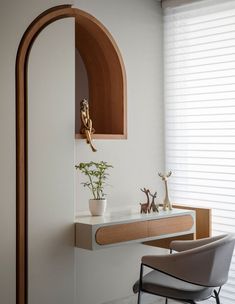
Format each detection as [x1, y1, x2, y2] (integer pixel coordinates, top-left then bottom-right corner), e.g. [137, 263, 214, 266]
[75, 15, 127, 139]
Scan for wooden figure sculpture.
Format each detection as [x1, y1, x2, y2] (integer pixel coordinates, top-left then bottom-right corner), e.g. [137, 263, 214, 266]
[80, 99, 97, 152]
[158, 171, 172, 211]
[140, 188, 151, 214]
[149, 191, 159, 212]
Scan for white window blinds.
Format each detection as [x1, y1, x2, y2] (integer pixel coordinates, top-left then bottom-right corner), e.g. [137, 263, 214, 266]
[163, 1, 235, 303]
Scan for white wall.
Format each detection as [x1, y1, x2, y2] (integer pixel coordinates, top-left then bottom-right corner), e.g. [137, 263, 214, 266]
[0, 1, 75, 304]
[75, 49, 89, 132]
[0, 0, 164, 303]
[74, 1, 164, 303]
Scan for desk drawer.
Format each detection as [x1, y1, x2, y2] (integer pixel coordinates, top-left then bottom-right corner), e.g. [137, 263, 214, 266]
[96, 221, 148, 245]
[148, 215, 194, 237]
[96, 214, 194, 245]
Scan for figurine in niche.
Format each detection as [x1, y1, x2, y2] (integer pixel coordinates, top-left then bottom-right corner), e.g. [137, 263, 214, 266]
[158, 171, 172, 211]
[140, 188, 151, 214]
[149, 191, 159, 213]
[80, 99, 97, 152]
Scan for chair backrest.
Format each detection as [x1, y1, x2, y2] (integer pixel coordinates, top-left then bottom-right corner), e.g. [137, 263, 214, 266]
[141, 234, 235, 287]
[205, 234, 235, 286]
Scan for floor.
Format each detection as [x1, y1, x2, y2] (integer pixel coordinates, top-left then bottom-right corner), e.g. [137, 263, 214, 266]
[104, 295, 215, 304]
[104, 294, 164, 304]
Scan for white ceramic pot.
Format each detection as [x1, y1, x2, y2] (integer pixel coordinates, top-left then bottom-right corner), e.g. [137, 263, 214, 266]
[89, 199, 107, 216]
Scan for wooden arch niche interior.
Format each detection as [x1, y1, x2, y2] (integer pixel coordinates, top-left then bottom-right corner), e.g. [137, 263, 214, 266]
[15, 5, 126, 304]
[75, 14, 127, 139]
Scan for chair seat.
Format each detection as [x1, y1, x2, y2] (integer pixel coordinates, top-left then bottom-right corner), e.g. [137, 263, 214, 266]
[133, 270, 214, 301]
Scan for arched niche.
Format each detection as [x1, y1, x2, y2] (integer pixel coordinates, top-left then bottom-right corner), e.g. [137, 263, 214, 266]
[15, 5, 126, 304]
[75, 13, 127, 139]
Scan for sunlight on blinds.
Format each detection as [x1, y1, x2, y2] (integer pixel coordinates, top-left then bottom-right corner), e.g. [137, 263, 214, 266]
[164, 1, 235, 303]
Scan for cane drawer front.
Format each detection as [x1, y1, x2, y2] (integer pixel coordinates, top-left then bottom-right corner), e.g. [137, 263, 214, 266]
[148, 215, 194, 237]
[96, 221, 148, 245]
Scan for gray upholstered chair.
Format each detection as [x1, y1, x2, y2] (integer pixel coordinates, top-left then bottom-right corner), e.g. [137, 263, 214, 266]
[133, 234, 235, 304]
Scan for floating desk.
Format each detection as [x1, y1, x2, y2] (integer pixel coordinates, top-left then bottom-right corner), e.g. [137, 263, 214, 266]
[75, 208, 195, 250]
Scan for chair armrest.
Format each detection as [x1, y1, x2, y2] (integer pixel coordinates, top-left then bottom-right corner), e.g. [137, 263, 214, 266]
[170, 234, 226, 252]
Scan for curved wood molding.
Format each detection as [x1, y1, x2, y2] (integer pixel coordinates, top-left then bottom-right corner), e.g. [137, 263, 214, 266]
[15, 5, 126, 304]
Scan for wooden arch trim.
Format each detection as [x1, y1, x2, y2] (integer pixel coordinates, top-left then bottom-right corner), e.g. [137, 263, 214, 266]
[15, 5, 126, 304]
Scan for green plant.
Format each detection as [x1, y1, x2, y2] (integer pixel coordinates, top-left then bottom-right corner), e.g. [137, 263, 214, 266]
[75, 161, 113, 199]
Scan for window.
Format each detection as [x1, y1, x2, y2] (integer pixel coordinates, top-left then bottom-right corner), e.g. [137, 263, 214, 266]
[163, 0, 235, 303]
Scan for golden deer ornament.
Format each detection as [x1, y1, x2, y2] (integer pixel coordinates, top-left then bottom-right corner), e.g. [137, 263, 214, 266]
[80, 99, 97, 152]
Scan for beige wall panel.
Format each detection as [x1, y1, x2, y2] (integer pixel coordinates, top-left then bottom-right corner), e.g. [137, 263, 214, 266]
[28, 19, 75, 304]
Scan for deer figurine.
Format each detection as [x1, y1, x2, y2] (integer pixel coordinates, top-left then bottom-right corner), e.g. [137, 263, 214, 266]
[140, 188, 151, 214]
[149, 191, 159, 213]
[158, 171, 172, 211]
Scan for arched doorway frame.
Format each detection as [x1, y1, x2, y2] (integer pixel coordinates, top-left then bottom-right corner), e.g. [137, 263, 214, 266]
[15, 5, 126, 304]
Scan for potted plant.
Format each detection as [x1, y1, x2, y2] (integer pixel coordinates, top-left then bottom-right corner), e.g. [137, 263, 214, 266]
[75, 161, 113, 216]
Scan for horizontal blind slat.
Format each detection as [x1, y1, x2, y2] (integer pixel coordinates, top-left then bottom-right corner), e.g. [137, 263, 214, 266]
[166, 31, 235, 48]
[166, 101, 235, 109]
[166, 42, 235, 58]
[166, 60, 235, 73]
[167, 78, 235, 87]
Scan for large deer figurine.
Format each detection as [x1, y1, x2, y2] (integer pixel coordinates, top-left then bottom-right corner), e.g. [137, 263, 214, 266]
[158, 171, 172, 211]
[149, 191, 159, 212]
[140, 188, 151, 214]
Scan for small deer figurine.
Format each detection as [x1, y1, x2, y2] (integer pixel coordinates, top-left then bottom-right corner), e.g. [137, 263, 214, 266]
[149, 191, 159, 213]
[140, 188, 151, 214]
[158, 171, 172, 211]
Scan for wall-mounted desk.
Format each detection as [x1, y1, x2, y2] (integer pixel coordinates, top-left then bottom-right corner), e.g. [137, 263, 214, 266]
[75, 208, 195, 250]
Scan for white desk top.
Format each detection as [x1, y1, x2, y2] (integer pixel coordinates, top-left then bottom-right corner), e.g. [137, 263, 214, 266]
[75, 208, 194, 227]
